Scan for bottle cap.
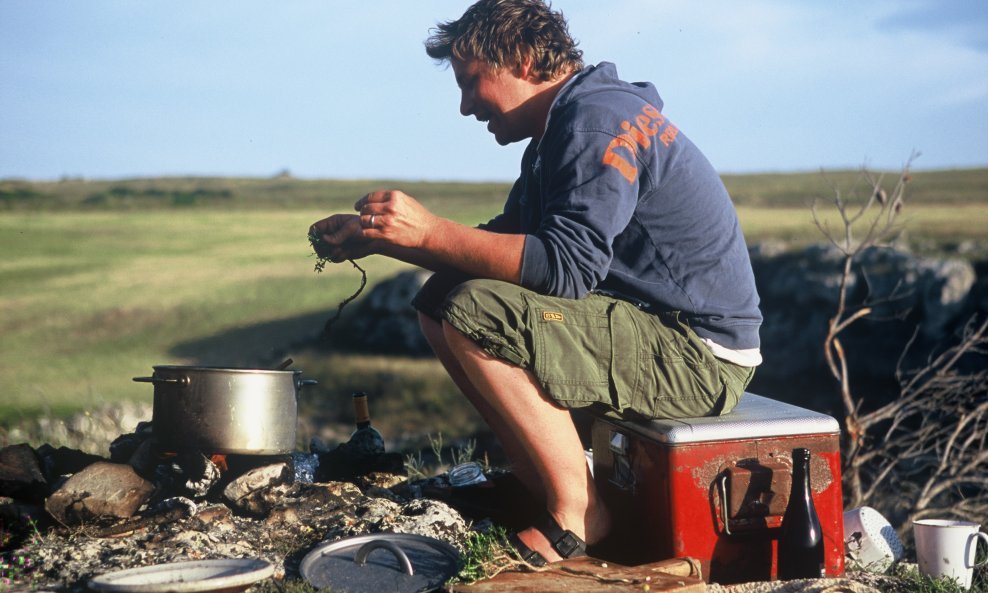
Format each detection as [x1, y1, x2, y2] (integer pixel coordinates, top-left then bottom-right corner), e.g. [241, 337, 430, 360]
[352, 392, 370, 424]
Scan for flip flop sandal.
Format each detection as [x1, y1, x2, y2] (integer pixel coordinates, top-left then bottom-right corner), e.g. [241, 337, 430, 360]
[508, 513, 587, 567]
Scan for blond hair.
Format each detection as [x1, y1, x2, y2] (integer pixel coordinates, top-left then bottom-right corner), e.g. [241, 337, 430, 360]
[425, 0, 583, 81]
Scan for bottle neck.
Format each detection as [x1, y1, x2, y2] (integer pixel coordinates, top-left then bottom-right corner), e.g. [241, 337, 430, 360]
[353, 394, 371, 427]
[791, 451, 812, 498]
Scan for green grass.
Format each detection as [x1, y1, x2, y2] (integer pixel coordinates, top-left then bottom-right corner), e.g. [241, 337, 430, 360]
[889, 562, 988, 593]
[0, 209, 416, 417]
[722, 167, 988, 207]
[736, 203, 988, 246]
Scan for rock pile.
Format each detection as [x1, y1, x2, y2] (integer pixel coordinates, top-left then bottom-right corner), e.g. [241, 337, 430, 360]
[0, 425, 474, 592]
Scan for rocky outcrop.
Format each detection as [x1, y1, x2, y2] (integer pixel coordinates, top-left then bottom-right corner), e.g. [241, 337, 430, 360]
[750, 243, 981, 386]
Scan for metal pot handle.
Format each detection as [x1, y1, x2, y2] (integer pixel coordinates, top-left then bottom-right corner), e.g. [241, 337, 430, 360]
[354, 540, 414, 576]
[132, 376, 189, 386]
[297, 379, 319, 389]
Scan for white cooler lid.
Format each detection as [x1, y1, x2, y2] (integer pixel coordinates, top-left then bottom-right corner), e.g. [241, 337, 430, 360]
[610, 392, 840, 444]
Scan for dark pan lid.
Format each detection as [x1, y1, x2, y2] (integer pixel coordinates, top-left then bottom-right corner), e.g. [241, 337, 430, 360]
[300, 532, 462, 593]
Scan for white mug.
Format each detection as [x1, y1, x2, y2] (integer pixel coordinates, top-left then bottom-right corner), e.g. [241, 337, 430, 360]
[913, 519, 988, 589]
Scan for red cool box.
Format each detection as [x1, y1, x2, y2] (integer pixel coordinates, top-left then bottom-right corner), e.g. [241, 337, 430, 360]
[591, 392, 844, 584]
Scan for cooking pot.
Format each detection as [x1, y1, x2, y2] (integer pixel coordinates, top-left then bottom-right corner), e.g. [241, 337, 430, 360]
[133, 365, 317, 455]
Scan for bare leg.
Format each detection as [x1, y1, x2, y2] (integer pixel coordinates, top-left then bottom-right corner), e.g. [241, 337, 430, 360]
[418, 313, 545, 501]
[440, 321, 611, 561]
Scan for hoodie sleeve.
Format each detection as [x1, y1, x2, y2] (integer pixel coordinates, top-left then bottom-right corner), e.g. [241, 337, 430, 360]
[519, 121, 641, 298]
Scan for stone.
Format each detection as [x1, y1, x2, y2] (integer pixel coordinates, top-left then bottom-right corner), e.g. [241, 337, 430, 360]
[333, 269, 434, 355]
[108, 421, 153, 464]
[222, 462, 292, 514]
[44, 461, 155, 526]
[34, 445, 105, 484]
[0, 444, 48, 502]
[192, 503, 232, 526]
[125, 439, 157, 479]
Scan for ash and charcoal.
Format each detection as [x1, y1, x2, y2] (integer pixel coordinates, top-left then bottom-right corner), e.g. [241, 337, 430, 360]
[0, 422, 478, 593]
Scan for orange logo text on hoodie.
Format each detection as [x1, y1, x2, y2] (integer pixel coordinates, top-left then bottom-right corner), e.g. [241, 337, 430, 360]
[601, 103, 678, 183]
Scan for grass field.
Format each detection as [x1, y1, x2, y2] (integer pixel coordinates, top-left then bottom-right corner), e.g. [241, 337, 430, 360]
[1, 169, 985, 448]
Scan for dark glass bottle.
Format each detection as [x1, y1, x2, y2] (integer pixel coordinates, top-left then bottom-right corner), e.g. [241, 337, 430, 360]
[348, 392, 385, 458]
[777, 447, 825, 580]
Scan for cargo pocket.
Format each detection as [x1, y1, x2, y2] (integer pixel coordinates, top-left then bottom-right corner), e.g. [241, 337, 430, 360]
[530, 296, 612, 408]
[608, 301, 643, 414]
[632, 312, 724, 419]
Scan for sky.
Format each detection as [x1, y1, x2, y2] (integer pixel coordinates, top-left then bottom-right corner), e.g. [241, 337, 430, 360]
[1, 0, 987, 182]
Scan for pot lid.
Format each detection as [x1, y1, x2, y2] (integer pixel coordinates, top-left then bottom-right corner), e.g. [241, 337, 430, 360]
[88, 558, 273, 593]
[300, 532, 461, 593]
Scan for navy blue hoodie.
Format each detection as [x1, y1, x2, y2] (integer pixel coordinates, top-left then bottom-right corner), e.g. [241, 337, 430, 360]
[484, 62, 762, 352]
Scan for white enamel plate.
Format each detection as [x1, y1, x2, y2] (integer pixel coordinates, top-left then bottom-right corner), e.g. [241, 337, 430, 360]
[88, 559, 274, 593]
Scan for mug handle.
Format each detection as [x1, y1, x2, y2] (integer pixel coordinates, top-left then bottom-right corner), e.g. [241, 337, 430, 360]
[975, 532, 988, 567]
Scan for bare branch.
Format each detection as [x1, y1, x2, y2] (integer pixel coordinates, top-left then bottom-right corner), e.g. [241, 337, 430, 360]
[811, 154, 987, 524]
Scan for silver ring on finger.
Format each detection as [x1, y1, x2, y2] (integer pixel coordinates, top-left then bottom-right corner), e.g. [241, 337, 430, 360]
[369, 214, 376, 228]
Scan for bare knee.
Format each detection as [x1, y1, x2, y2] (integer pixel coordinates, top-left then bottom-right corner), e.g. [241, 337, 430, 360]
[439, 318, 472, 352]
[418, 311, 452, 355]
[418, 311, 441, 341]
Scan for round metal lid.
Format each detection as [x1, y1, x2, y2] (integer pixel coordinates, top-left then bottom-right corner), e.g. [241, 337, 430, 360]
[300, 533, 462, 593]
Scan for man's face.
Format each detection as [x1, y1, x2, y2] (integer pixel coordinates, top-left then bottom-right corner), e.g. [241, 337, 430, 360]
[451, 57, 539, 145]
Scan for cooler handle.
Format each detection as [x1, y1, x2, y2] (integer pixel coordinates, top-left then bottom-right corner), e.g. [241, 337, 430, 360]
[718, 473, 734, 536]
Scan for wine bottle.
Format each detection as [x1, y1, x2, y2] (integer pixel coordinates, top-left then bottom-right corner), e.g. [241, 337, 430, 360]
[348, 391, 385, 458]
[777, 447, 825, 580]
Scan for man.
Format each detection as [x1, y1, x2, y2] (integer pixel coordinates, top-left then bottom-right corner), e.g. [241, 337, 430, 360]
[310, 0, 762, 565]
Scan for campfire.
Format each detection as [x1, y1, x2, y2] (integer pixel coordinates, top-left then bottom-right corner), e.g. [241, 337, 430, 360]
[0, 416, 475, 592]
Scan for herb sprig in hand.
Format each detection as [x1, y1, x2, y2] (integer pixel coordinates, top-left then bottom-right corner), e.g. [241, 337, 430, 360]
[307, 228, 367, 337]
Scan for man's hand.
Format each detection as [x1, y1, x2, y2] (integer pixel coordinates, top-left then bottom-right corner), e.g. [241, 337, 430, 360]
[309, 190, 437, 264]
[310, 188, 523, 281]
[355, 190, 439, 250]
[309, 214, 373, 263]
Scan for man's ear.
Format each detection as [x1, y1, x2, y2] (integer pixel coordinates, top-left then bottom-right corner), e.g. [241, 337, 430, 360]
[513, 56, 538, 82]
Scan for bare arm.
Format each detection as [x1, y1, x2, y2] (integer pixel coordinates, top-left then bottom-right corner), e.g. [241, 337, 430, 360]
[310, 190, 524, 283]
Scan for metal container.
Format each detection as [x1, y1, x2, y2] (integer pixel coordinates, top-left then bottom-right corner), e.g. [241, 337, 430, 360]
[133, 365, 317, 455]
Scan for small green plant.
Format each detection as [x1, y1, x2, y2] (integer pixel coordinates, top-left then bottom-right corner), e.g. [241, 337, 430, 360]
[450, 438, 477, 467]
[307, 228, 331, 273]
[403, 432, 482, 479]
[403, 449, 429, 480]
[0, 517, 42, 591]
[447, 526, 527, 585]
[0, 553, 34, 591]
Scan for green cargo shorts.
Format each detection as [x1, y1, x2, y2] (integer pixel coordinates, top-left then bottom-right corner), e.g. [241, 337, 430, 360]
[414, 276, 754, 420]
